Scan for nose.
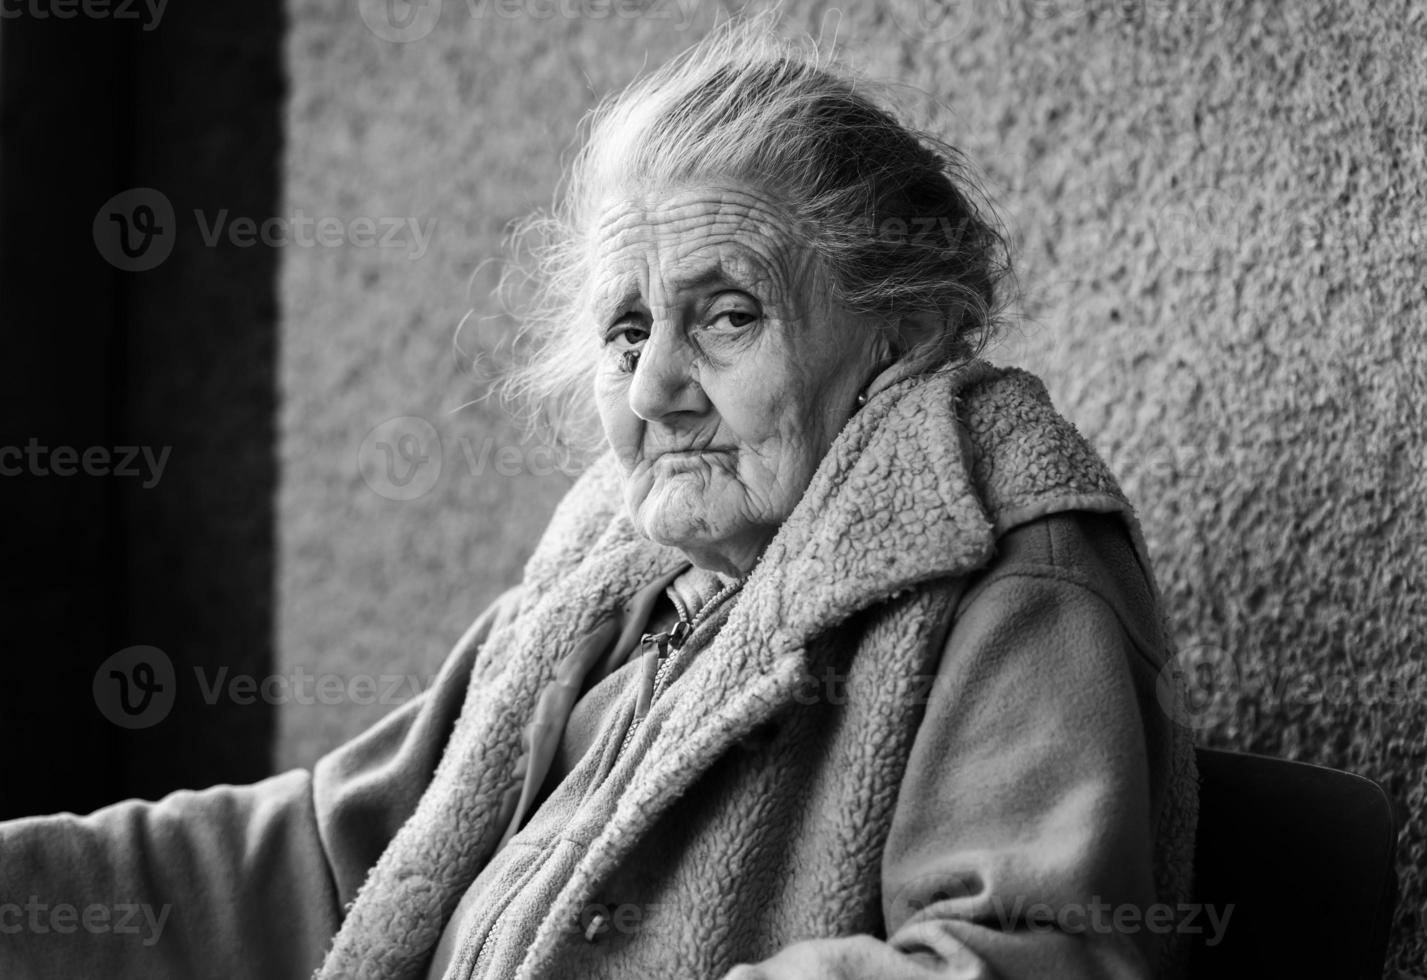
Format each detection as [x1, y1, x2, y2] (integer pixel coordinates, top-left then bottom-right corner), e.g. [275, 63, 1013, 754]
[626, 315, 709, 422]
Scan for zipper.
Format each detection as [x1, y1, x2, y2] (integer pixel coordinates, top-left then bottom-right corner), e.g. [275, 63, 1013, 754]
[613, 577, 743, 762]
[468, 579, 743, 977]
[466, 579, 730, 979]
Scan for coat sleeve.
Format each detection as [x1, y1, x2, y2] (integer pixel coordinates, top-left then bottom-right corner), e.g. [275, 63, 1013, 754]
[0, 587, 522, 980]
[723, 512, 1186, 980]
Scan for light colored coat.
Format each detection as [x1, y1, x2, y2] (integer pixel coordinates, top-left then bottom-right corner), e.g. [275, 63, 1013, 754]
[0, 361, 1197, 980]
[320, 360, 1198, 979]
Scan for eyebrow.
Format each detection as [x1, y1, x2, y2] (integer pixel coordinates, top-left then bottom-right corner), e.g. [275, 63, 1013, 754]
[591, 278, 641, 319]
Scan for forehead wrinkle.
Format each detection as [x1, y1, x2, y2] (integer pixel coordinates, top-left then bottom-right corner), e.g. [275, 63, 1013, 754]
[595, 231, 799, 308]
[588, 186, 818, 316]
[594, 184, 795, 232]
[663, 245, 789, 298]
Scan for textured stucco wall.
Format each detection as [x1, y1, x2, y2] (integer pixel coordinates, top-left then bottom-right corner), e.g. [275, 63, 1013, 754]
[280, 0, 1426, 968]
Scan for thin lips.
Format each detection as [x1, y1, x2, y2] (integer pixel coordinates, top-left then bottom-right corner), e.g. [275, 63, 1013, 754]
[654, 447, 730, 458]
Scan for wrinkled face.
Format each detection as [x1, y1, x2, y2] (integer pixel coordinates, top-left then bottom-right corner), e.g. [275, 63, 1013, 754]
[590, 184, 881, 577]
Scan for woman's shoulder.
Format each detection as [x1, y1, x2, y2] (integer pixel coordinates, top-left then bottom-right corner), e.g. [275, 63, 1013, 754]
[985, 511, 1154, 604]
[955, 509, 1165, 671]
[931, 363, 1132, 536]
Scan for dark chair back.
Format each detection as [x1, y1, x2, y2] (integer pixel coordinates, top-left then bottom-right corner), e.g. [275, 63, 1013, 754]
[1189, 747, 1399, 980]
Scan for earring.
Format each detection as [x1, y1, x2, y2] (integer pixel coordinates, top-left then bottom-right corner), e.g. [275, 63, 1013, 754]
[619, 349, 640, 374]
[855, 389, 869, 409]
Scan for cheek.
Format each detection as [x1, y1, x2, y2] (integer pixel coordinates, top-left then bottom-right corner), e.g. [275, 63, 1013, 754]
[594, 372, 660, 516]
[593, 372, 638, 458]
[728, 354, 860, 500]
[709, 379, 822, 504]
[728, 357, 839, 454]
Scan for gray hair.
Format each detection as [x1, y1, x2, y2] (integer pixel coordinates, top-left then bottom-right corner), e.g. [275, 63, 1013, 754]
[499, 20, 1013, 455]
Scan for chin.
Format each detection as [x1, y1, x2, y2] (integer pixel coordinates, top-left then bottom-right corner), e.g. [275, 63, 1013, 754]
[638, 508, 709, 551]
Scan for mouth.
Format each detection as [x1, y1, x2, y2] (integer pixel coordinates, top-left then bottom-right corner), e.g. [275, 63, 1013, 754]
[653, 447, 730, 467]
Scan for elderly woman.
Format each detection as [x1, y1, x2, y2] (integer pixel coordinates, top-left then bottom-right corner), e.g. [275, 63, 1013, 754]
[1, 25, 1196, 980]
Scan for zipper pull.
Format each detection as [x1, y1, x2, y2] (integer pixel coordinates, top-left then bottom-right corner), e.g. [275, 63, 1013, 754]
[634, 632, 670, 720]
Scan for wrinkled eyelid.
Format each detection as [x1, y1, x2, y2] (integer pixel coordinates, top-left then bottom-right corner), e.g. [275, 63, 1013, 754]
[605, 307, 648, 329]
[706, 289, 761, 314]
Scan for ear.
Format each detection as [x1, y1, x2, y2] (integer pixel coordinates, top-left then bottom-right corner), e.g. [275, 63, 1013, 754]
[861, 311, 942, 401]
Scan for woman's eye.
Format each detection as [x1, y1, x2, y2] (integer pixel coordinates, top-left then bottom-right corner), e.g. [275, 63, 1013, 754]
[607, 319, 648, 346]
[712, 309, 758, 329]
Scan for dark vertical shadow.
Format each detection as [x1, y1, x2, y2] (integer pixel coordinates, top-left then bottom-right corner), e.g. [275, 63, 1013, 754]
[0, 1, 285, 818]
[0, 11, 124, 819]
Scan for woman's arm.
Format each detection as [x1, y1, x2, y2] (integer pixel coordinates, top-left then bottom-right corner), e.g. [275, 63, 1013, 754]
[0, 588, 522, 980]
[724, 512, 1185, 980]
